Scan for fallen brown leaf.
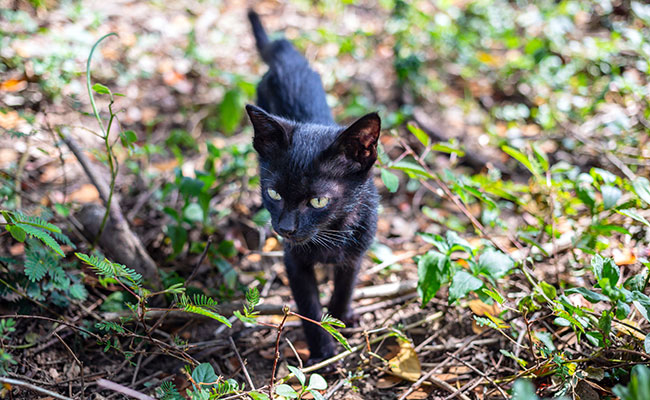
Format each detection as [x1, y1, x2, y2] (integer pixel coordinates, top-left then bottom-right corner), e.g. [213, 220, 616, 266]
[613, 248, 636, 266]
[0, 78, 27, 92]
[389, 340, 421, 381]
[66, 184, 100, 203]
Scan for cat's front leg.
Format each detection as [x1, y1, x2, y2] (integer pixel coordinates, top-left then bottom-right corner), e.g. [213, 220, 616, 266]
[284, 248, 334, 361]
[328, 255, 362, 327]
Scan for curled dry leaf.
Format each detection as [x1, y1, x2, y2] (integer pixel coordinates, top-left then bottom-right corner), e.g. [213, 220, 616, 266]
[0, 110, 23, 130]
[613, 248, 636, 266]
[468, 299, 501, 316]
[0, 78, 27, 92]
[376, 375, 402, 389]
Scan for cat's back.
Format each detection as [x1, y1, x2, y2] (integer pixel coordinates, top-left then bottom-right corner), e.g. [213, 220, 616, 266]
[249, 11, 334, 125]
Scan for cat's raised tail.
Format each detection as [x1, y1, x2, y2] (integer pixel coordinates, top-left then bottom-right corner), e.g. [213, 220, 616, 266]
[247, 10, 270, 59]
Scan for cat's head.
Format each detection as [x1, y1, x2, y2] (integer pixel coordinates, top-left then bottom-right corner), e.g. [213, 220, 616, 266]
[246, 104, 380, 244]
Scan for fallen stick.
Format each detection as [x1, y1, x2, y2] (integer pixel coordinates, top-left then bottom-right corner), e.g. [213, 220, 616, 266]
[59, 129, 160, 285]
[96, 378, 155, 400]
[0, 377, 72, 400]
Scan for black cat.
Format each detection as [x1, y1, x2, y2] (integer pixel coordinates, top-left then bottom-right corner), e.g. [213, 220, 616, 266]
[246, 10, 380, 362]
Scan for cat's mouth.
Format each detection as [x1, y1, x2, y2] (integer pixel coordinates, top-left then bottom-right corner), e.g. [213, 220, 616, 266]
[283, 235, 310, 244]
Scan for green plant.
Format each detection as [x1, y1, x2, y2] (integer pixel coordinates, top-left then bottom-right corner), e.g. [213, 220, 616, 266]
[614, 364, 650, 400]
[0, 319, 16, 375]
[275, 366, 328, 400]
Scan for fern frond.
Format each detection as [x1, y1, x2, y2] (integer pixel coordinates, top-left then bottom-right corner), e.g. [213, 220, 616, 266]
[52, 230, 76, 249]
[24, 249, 47, 282]
[76, 253, 142, 287]
[321, 314, 345, 328]
[157, 381, 183, 400]
[95, 321, 125, 334]
[16, 223, 64, 256]
[5, 211, 61, 234]
[179, 294, 231, 327]
[246, 287, 260, 308]
[192, 294, 218, 308]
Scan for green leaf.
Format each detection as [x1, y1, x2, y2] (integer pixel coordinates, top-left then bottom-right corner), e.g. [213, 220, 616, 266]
[217, 240, 237, 258]
[389, 161, 432, 179]
[120, 130, 137, 148]
[512, 379, 539, 400]
[308, 373, 327, 390]
[417, 251, 448, 306]
[645, 334, 650, 354]
[633, 177, 650, 204]
[539, 281, 557, 300]
[249, 391, 270, 400]
[534, 331, 555, 351]
[601, 185, 622, 209]
[219, 89, 244, 134]
[322, 323, 351, 351]
[24, 250, 48, 282]
[501, 145, 541, 179]
[275, 384, 298, 398]
[192, 363, 218, 387]
[16, 224, 64, 257]
[482, 288, 505, 304]
[182, 299, 232, 328]
[183, 203, 204, 223]
[431, 142, 465, 157]
[531, 142, 549, 172]
[308, 389, 326, 400]
[252, 208, 271, 226]
[92, 83, 110, 95]
[287, 366, 305, 387]
[565, 287, 608, 303]
[7, 225, 26, 242]
[592, 255, 620, 287]
[5, 212, 61, 233]
[321, 314, 345, 328]
[613, 364, 650, 400]
[478, 249, 514, 279]
[617, 209, 650, 227]
[381, 169, 399, 193]
[448, 270, 483, 304]
[407, 123, 430, 147]
[69, 283, 88, 300]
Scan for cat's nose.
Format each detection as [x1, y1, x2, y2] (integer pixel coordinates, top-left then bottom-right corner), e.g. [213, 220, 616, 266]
[276, 226, 296, 237]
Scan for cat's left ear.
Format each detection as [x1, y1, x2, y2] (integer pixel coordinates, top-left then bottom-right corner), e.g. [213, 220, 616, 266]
[332, 112, 381, 172]
[246, 104, 292, 158]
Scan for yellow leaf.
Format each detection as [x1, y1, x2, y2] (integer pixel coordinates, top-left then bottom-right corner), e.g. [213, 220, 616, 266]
[0, 78, 27, 92]
[468, 299, 500, 316]
[613, 248, 636, 266]
[389, 340, 421, 381]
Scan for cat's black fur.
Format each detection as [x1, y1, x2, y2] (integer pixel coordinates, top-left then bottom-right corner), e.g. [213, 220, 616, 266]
[246, 10, 380, 361]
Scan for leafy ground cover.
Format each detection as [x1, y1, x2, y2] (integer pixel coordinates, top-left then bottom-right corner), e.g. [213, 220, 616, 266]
[1, 0, 650, 399]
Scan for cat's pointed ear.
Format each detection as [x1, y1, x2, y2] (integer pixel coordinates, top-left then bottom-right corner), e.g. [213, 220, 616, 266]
[333, 112, 381, 172]
[246, 104, 291, 158]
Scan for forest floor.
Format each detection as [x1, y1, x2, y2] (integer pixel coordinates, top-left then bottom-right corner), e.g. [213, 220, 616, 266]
[2, 1, 650, 399]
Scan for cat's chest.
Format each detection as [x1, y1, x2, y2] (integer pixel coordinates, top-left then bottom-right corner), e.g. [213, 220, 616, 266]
[289, 241, 359, 265]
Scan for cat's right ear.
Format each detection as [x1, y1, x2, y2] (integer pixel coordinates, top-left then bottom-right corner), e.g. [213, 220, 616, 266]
[246, 104, 290, 158]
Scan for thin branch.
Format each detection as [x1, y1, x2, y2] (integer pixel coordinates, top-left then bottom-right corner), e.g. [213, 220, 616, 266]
[54, 333, 85, 399]
[0, 377, 73, 400]
[269, 306, 289, 397]
[96, 378, 155, 400]
[229, 336, 256, 391]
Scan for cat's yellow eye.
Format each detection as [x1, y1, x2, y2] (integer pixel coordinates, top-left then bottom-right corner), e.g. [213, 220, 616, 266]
[267, 188, 282, 200]
[310, 197, 329, 208]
